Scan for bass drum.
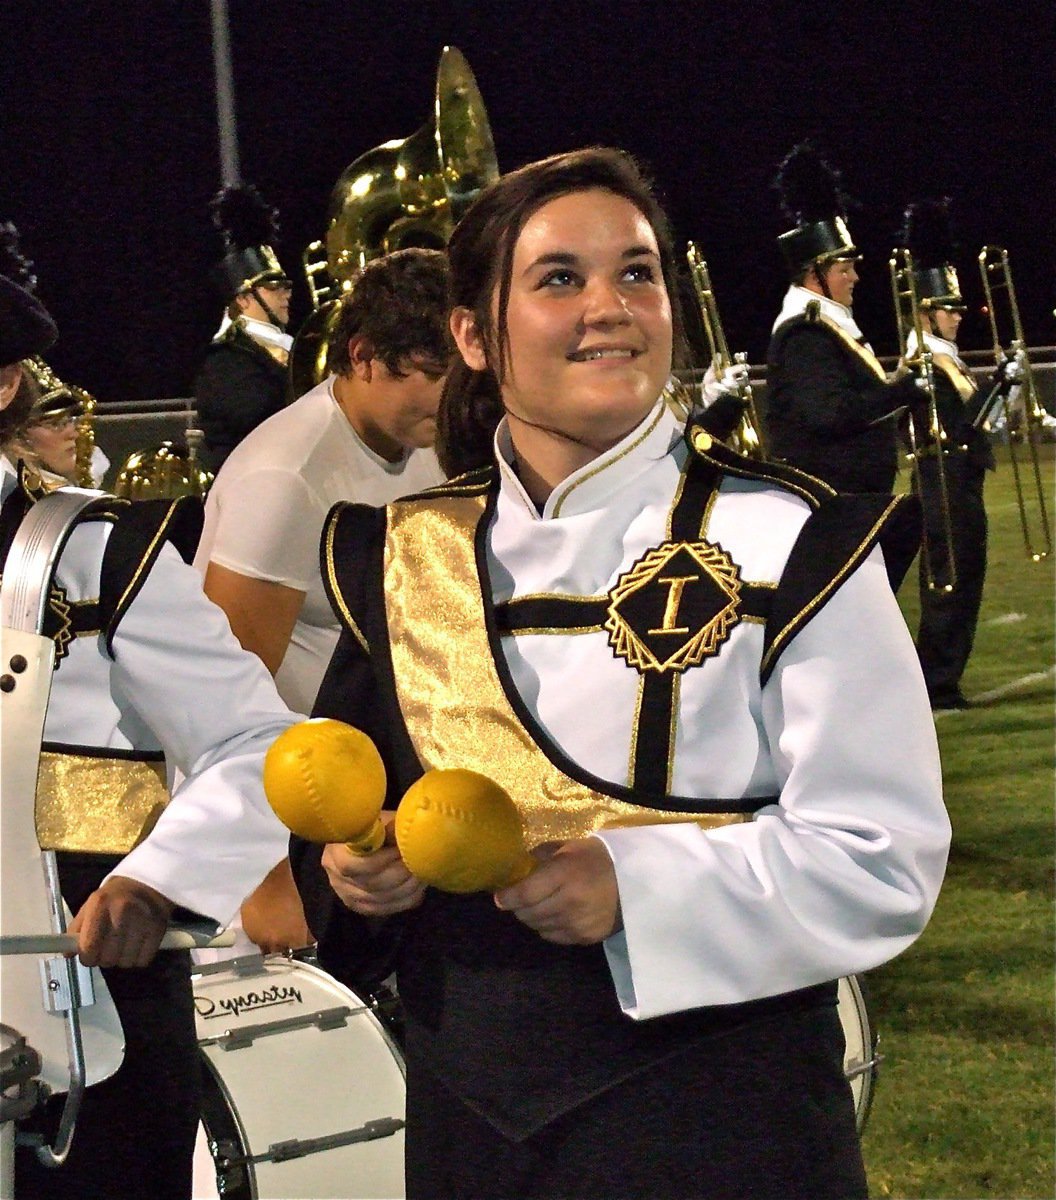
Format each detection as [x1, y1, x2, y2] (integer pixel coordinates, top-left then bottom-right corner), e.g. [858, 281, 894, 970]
[191, 955, 405, 1200]
[838, 974, 879, 1132]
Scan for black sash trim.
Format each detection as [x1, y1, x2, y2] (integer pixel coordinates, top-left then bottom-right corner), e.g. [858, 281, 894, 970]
[495, 583, 774, 635]
[41, 741, 165, 762]
[321, 500, 389, 655]
[760, 492, 921, 686]
[100, 496, 204, 656]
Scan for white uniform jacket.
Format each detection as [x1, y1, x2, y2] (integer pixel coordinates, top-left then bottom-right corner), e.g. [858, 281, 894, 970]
[1, 457, 297, 924]
[484, 406, 949, 1018]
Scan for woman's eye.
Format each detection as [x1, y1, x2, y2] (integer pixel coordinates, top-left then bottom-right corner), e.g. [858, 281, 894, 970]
[623, 262, 656, 283]
[538, 268, 578, 288]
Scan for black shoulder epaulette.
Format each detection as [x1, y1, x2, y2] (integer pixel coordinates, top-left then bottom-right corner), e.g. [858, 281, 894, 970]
[394, 464, 496, 506]
[683, 423, 921, 684]
[759, 491, 921, 686]
[685, 420, 836, 511]
[99, 495, 204, 655]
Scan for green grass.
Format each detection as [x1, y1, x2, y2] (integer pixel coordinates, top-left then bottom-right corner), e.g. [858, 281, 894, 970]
[861, 444, 1055, 1199]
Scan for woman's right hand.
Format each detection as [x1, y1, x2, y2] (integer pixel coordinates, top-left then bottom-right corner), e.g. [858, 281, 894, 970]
[321, 816, 426, 917]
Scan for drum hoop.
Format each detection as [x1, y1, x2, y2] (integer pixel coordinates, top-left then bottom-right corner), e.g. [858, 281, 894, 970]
[839, 973, 879, 1133]
[199, 1054, 258, 1200]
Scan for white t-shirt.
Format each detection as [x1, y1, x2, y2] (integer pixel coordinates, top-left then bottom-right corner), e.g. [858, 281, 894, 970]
[195, 375, 444, 713]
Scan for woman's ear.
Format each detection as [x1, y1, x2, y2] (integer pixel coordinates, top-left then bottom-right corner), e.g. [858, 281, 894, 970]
[450, 307, 488, 372]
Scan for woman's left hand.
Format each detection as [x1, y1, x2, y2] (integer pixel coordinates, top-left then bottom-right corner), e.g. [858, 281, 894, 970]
[493, 838, 622, 945]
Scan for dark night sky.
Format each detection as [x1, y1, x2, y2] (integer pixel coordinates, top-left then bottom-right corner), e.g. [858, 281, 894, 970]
[6, 1, 1055, 403]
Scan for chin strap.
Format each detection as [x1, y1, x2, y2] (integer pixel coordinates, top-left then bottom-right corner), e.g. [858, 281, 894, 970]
[248, 284, 285, 331]
[812, 262, 832, 301]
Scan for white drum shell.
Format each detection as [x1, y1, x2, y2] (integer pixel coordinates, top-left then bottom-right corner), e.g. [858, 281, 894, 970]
[192, 957, 405, 1200]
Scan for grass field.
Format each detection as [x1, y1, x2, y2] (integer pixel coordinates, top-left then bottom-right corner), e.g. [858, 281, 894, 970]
[861, 443, 1055, 1199]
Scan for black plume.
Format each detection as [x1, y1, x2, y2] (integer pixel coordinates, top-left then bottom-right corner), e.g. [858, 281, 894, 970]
[209, 185, 281, 250]
[774, 141, 847, 225]
[901, 198, 956, 268]
[0, 222, 39, 292]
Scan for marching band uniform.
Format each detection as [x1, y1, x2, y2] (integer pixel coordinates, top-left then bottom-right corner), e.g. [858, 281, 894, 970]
[898, 200, 1012, 709]
[764, 144, 920, 493]
[905, 325, 997, 706]
[194, 185, 293, 473]
[293, 400, 951, 1198]
[194, 313, 292, 473]
[766, 286, 920, 492]
[2, 459, 296, 1198]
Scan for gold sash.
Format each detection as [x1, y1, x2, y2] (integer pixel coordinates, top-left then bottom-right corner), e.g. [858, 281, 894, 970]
[35, 752, 169, 854]
[812, 313, 888, 382]
[932, 353, 978, 402]
[382, 493, 749, 847]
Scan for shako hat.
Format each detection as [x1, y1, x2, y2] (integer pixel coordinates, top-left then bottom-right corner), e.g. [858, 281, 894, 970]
[0, 222, 58, 367]
[774, 142, 858, 274]
[21, 357, 89, 422]
[900, 197, 965, 310]
[209, 185, 291, 299]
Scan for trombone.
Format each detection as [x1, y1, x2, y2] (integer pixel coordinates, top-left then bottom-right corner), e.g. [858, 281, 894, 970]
[978, 246, 1052, 562]
[889, 246, 958, 592]
[685, 242, 764, 459]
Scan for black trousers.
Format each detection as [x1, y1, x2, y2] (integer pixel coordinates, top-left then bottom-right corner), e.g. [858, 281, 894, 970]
[405, 1003, 868, 1200]
[14, 857, 200, 1200]
[916, 453, 988, 700]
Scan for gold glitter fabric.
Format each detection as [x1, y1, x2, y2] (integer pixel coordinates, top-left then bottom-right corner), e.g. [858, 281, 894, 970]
[35, 751, 169, 854]
[382, 494, 747, 848]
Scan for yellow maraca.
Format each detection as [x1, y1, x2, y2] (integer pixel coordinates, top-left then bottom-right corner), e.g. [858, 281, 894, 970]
[395, 768, 536, 893]
[263, 718, 387, 852]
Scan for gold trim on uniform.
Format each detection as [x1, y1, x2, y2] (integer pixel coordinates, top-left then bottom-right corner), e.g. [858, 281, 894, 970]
[35, 752, 170, 854]
[323, 510, 371, 655]
[551, 404, 666, 517]
[383, 495, 748, 845]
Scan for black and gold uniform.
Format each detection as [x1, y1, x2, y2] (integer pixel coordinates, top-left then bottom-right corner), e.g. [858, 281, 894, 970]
[764, 144, 920, 493]
[899, 199, 1014, 709]
[194, 185, 293, 472]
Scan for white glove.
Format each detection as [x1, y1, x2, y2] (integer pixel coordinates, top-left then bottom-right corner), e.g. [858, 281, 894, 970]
[1002, 350, 1026, 383]
[701, 361, 749, 405]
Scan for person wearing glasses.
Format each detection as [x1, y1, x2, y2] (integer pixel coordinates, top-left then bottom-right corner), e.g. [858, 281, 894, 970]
[194, 184, 294, 472]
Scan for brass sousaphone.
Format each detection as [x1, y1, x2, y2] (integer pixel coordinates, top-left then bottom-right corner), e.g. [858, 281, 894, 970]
[290, 46, 499, 397]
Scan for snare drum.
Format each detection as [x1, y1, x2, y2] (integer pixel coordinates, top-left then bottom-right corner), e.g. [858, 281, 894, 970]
[191, 955, 405, 1200]
[838, 974, 879, 1131]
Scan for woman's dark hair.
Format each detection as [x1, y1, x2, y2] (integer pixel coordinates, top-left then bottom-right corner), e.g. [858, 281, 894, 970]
[325, 247, 453, 378]
[437, 147, 686, 477]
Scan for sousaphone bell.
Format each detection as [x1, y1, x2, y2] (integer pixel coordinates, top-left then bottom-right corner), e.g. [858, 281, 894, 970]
[291, 46, 498, 397]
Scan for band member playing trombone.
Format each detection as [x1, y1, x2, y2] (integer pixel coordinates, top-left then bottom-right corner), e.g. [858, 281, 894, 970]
[899, 200, 1027, 709]
[765, 143, 924, 493]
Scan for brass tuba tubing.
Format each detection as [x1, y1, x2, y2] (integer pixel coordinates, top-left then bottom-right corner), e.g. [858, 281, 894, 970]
[978, 246, 1052, 562]
[889, 246, 959, 593]
[685, 242, 764, 459]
